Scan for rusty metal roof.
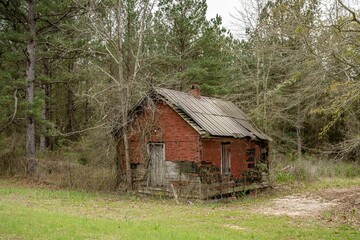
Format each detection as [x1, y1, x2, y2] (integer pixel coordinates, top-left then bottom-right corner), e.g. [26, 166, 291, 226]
[153, 87, 272, 141]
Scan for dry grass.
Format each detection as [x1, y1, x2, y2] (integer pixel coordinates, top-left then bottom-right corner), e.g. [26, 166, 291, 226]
[35, 157, 117, 191]
[0, 131, 118, 192]
[271, 155, 360, 184]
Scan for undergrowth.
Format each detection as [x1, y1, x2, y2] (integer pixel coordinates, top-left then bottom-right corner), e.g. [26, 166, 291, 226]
[271, 154, 360, 184]
[0, 130, 117, 192]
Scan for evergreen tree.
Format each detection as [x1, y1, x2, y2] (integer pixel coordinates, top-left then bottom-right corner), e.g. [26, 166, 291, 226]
[0, 0, 83, 172]
[150, 0, 233, 95]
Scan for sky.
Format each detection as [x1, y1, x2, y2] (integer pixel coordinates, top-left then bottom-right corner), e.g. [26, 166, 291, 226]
[206, 0, 360, 38]
[206, 0, 360, 26]
[206, 0, 239, 30]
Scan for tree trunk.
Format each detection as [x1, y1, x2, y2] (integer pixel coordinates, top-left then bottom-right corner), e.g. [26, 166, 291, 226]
[84, 96, 90, 127]
[46, 84, 53, 150]
[296, 105, 302, 159]
[25, 0, 36, 174]
[40, 60, 51, 151]
[66, 62, 75, 135]
[66, 85, 75, 134]
[123, 0, 150, 190]
[39, 84, 47, 151]
[255, 53, 260, 123]
[116, 0, 132, 191]
[122, 106, 132, 190]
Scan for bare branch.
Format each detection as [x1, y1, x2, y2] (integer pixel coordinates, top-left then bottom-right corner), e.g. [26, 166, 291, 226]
[92, 62, 119, 85]
[131, 0, 151, 82]
[0, 89, 18, 133]
[55, 122, 109, 137]
[338, 0, 360, 25]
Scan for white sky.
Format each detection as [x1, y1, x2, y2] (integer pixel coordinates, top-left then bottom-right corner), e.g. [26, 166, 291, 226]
[206, 0, 239, 31]
[206, 0, 360, 38]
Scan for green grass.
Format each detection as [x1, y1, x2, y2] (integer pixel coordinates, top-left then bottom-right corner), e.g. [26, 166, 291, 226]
[0, 178, 359, 240]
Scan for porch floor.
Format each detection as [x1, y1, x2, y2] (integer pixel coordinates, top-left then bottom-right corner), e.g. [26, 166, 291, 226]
[138, 181, 269, 200]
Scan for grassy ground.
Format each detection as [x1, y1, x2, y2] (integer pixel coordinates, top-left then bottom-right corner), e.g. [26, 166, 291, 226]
[0, 178, 359, 240]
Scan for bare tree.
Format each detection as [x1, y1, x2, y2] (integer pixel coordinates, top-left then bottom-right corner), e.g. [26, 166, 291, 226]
[315, 0, 360, 159]
[84, 0, 153, 190]
[233, 0, 325, 158]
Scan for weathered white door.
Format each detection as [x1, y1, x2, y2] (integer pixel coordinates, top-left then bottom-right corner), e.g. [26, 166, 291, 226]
[148, 143, 166, 187]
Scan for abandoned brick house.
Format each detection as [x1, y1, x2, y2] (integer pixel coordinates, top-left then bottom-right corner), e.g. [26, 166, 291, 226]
[118, 85, 272, 198]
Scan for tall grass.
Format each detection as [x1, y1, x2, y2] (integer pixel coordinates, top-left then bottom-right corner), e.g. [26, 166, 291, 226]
[0, 130, 118, 192]
[35, 155, 117, 191]
[272, 154, 360, 184]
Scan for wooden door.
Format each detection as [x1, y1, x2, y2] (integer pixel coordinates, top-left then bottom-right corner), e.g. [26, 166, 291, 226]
[221, 143, 231, 175]
[148, 143, 166, 187]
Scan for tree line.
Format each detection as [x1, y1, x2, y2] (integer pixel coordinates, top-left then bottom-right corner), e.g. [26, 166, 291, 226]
[0, 0, 359, 187]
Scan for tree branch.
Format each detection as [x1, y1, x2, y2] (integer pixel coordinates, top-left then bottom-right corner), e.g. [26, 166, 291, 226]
[338, 0, 360, 25]
[55, 122, 108, 137]
[0, 89, 18, 133]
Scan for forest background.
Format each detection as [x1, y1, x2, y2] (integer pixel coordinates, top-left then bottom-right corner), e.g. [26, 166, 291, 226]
[0, 0, 359, 190]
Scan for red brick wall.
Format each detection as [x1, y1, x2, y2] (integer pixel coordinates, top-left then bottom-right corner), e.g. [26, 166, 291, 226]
[123, 100, 263, 180]
[127, 101, 201, 163]
[201, 138, 261, 179]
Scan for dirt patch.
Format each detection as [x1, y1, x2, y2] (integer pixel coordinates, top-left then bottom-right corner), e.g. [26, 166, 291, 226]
[317, 187, 360, 227]
[258, 186, 360, 227]
[316, 187, 360, 205]
[260, 195, 337, 217]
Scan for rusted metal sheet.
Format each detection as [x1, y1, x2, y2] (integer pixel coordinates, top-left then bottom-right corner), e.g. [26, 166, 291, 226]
[154, 87, 272, 141]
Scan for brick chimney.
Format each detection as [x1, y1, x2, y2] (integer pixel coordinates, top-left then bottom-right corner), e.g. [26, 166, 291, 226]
[190, 84, 201, 98]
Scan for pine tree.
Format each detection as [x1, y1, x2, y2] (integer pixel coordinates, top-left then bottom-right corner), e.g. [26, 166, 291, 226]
[150, 0, 233, 95]
[0, 0, 83, 173]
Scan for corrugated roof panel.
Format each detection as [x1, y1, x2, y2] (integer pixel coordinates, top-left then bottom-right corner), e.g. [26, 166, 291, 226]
[154, 87, 272, 141]
[191, 113, 224, 135]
